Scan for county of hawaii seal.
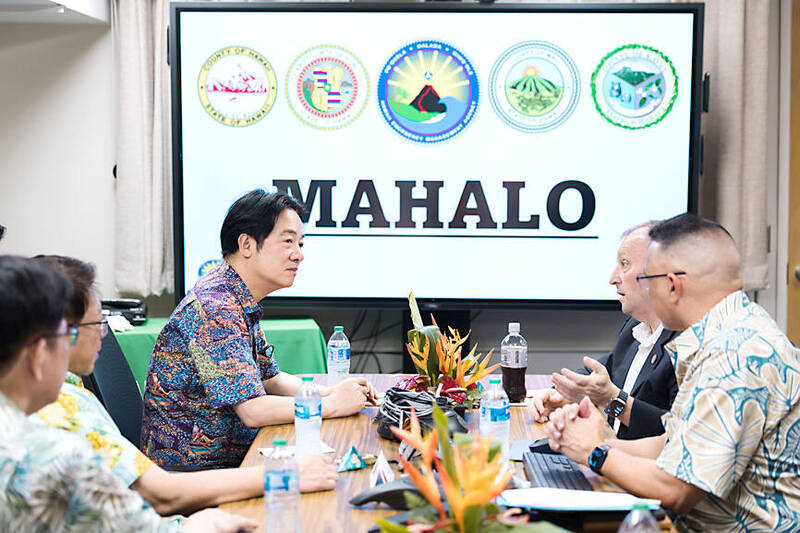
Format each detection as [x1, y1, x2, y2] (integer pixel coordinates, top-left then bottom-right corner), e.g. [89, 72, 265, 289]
[197, 46, 277, 127]
[591, 44, 678, 130]
[377, 40, 479, 144]
[286, 45, 368, 130]
[489, 41, 580, 134]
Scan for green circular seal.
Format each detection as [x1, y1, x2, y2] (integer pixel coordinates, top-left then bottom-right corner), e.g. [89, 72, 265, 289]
[591, 44, 677, 130]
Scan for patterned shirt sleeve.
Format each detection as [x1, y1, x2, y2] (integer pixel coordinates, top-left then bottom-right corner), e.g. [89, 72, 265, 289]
[35, 384, 154, 487]
[190, 307, 266, 409]
[256, 327, 281, 381]
[1, 426, 181, 532]
[657, 370, 767, 498]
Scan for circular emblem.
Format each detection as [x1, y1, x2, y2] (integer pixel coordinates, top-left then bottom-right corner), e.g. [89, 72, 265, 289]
[489, 41, 580, 133]
[198, 259, 221, 278]
[286, 45, 369, 130]
[377, 41, 479, 144]
[197, 46, 277, 127]
[591, 44, 678, 129]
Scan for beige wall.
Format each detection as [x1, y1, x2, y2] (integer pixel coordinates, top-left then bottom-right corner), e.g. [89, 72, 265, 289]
[0, 23, 117, 298]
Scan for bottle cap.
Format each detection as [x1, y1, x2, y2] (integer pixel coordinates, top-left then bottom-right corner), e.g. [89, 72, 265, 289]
[508, 322, 520, 334]
[301, 376, 314, 382]
[489, 377, 501, 384]
[272, 438, 287, 447]
[334, 326, 344, 332]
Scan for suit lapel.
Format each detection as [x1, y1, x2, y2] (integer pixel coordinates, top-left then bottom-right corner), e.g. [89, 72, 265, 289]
[629, 328, 676, 396]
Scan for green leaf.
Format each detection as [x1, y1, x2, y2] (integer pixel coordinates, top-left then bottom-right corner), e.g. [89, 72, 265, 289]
[376, 519, 413, 533]
[403, 490, 429, 510]
[453, 432, 473, 451]
[462, 505, 484, 533]
[487, 439, 501, 463]
[408, 326, 441, 384]
[484, 502, 500, 515]
[432, 405, 459, 485]
[639, 97, 647, 107]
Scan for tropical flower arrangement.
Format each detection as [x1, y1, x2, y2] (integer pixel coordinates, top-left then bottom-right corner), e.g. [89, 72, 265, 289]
[396, 292, 499, 407]
[377, 407, 563, 533]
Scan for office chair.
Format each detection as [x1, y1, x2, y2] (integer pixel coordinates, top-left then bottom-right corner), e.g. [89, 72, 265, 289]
[82, 330, 144, 448]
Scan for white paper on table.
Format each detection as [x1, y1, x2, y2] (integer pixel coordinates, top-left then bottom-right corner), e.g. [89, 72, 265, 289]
[258, 441, 335, 457]
[498, 488, 660, 512]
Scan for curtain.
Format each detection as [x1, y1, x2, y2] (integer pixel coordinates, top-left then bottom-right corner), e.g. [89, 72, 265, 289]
[113, 0, 772, 295]
[112, 0, 172, 295]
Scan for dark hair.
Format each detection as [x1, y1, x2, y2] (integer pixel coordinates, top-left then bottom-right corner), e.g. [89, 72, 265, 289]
[0, 256, 73, 374]
[33, 256, 97, 324]
[220, 190, 306, 257]
[0, 224, 5, 242]
[649, 212, 733, 248]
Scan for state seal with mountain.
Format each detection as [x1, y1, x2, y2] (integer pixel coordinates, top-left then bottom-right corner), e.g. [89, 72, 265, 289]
[488, 41, 580, 134]
[377, 40, 479, 144]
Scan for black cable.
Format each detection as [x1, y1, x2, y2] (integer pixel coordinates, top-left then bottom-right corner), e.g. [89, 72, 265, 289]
[350, 319, 402, 343]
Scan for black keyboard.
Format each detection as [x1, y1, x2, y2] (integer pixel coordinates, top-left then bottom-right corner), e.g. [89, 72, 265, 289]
[522, 451, 593, 491]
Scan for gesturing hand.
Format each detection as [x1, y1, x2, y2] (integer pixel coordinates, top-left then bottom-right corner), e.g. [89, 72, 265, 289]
[551, 356, 618, 407]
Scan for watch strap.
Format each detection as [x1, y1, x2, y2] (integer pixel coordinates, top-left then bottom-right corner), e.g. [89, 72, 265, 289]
[588, 444, 611, 474]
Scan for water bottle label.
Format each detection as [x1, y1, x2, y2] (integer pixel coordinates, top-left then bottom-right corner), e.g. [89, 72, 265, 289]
[294, 402, 321, 419]
[265, 469, 296, 492]
[487, 405, 510, 422]
[328, 347, 351, 362]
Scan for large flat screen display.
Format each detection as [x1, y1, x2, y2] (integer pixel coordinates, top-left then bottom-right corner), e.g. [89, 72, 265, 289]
[170, 2, 703, 306]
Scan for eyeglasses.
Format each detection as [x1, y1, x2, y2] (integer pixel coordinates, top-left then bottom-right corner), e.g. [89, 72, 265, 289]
[42, 327, 79, 347]
[636, 271, 687, 290]
[72, 319, 109, 336]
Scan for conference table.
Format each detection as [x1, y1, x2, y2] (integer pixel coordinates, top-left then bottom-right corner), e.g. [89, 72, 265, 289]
[219, 374, 673, 532]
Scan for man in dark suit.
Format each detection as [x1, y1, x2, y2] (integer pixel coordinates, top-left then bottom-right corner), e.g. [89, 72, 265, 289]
[530, 221, 678, 439]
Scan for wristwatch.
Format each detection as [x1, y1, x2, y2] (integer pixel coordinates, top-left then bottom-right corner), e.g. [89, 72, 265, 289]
[588, 444, 611, 474]
[605, 388, 629, 418]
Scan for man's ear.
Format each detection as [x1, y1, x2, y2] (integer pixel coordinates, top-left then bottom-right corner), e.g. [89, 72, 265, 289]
[237, 233, 254, 259]
[667, 272, 684, 304]
[26, 340, 48, 383]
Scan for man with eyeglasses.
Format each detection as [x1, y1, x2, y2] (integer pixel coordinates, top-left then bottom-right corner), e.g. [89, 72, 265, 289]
[545, 213, 800, 532]
[0, 256, 257, 532]
[530, 221, 678, 440]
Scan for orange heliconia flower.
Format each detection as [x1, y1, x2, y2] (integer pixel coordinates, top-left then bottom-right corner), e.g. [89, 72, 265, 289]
[435, 435, 513, 533]
[390, 410, 445, 520]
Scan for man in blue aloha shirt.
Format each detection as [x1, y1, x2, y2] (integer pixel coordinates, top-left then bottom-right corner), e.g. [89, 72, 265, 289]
[545, 213, 800, 532]
[141, 191, 375, 469]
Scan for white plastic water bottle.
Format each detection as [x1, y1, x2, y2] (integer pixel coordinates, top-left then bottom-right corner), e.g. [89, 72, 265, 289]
[265, 438, 301, 533]
[617, 502, 659, 533]
[480, 377, 510, 461]
[327, 326, 350, 386]
[294, 376, 322, 459]
[500, 322, 528, 403]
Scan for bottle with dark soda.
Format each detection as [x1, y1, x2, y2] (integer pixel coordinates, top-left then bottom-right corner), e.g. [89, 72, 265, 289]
[500, 322, 527, 402]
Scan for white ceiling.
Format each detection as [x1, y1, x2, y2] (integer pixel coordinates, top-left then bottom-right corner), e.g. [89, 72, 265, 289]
[0, 0, 108, 25]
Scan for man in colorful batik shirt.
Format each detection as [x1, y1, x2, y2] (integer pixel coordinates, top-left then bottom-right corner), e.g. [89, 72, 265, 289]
[31, 254, 338, 515]
[545, 213, 800, 532]
[0, 256, 256, 532]
[142, 191, 376, 468]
